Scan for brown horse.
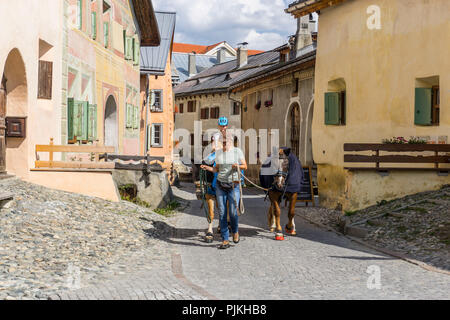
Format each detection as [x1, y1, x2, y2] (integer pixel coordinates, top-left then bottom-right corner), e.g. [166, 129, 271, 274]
[267, 152, 297, 240]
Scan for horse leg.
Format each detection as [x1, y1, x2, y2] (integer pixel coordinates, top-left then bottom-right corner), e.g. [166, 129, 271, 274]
[268, 203, 276, 232]
[285, 193, 297, 236]
[269, 191, 284, 240]
[205, 194, 215, 242]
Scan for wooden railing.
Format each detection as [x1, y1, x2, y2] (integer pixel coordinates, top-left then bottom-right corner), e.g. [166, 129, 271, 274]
[35, 138, 115, 169]
[35, 138, 167, 172]
[344, 143, 450, 173]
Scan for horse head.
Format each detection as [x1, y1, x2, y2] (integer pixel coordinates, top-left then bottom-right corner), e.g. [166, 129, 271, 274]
[273, 153, 289, 191]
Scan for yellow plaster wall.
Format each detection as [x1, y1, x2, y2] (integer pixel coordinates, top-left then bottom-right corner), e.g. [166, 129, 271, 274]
[312, 0, 450, 210]
[29, 171, 120, 202]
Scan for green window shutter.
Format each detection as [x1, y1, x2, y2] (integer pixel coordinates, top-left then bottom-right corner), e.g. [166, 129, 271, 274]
[103, 22, 109, 48]
[88, 104, 97, 141]
[80, 101, 89, 141]
[324, 92, 340, 125]
[77, 0, 82, 30]
[91, 12, 97, 40]
[125, 37, 133, 60]
[133, 106, 139, 129]
[68, 98, 75, 141]
[414, 88, 432, 126]
[133, 38, 140, 65]
[73, 100, 84, 140]
[126, 104, 132, 128]
[123, 30, 126, 54]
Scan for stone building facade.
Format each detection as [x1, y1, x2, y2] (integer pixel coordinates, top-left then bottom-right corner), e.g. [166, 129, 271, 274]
[230, 48, 316, 183]
[287, 0, 450, 210]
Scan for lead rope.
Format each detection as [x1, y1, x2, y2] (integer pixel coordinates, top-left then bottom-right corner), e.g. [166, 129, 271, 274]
[236, 168, 245, 216]
[199, 169, 212, 223]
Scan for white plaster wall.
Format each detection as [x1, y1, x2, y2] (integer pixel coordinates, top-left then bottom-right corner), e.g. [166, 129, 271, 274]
[0, 0, 63, 179]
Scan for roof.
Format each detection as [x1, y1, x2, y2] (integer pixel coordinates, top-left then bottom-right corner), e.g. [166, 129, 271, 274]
[173, 42, 263, 56]
[172, 52, 235, 83]
[129, 0, 161, 46]
[140, 11, 176, 75]
[286, 0, 348, 17]
[230, 45, 316, 92]
[173, 51, 279, 97]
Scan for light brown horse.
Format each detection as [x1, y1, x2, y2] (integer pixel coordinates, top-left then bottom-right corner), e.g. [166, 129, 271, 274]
[267, 152, 297, 240]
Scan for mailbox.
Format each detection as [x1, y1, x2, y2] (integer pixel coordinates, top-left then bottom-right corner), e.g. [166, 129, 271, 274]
[6, 116, 26, 138]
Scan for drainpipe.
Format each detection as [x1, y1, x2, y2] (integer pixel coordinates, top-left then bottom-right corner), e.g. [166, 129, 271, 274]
[145, 75, 150, 155]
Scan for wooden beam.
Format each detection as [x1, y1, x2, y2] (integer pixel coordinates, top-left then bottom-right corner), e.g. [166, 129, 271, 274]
[344, 155, 449, 164]
[344, 143, 450, 152]
[35, 161, 115, 169]
[36, 145, 116, 153]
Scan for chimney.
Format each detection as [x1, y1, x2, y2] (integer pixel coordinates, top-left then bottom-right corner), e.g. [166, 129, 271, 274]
[217, 48, 227, 64]
[188, 53, 197, 77]
[296, 15, 313, 52]
[237, 47, 248, 69]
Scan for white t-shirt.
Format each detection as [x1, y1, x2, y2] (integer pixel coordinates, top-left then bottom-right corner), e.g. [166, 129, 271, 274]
[215, 147, 245, 183]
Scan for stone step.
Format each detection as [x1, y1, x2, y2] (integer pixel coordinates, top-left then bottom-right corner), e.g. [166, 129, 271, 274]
[0, 173, 14, 181]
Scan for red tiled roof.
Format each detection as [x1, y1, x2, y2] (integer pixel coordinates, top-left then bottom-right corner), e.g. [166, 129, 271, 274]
[173, 42, 264, 56]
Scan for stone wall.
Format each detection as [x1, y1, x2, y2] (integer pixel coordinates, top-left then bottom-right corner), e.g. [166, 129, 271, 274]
[112, 169, 173, 209]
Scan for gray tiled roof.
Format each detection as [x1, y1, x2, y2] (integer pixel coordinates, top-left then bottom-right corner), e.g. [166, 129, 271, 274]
[173, 51, 279, 96]
[140, 11, 176, 75]
[172, 53, 235, 83]
[229, 45, 316, 91]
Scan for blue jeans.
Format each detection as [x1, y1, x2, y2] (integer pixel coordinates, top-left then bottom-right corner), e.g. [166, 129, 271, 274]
[216, 183, 240, 241]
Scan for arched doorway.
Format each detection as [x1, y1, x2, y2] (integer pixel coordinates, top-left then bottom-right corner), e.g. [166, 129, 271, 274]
[287, 102, 300, 158]
[104, 95, 118, 152]
[1, 48, 28, 177]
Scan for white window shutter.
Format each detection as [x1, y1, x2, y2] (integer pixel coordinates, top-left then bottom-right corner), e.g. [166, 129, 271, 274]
[150, 90, 156, 108]
[147, 125, 152, 150]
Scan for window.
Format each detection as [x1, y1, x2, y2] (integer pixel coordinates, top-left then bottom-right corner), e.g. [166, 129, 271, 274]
[67, 98, 97, 143]
[38, 61, 53, 99]
[77, 0, 83, 30]
[151, 90, 163, 112]
[190, 133, 194, 146]
[325, 78, 346, 125]
[103, 22, 109, 48]
[231, 102, 240, 115]
[200, 108, 209, 120]
[324, 91, 346, 125]
[415, 76, 440, 126]
[292, 78, 299, 96]
[150, 124, 163, 147]
[210, 106, 220, 119]
[188, 100, 196, 113]
[103, 1, 111, 48]
[91, 11, 97, 40]
[133, 37, 140, 66]
[179, 103, 184, 113]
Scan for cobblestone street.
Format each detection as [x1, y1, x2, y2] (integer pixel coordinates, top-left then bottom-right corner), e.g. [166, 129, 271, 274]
[1, 178, 449, 300]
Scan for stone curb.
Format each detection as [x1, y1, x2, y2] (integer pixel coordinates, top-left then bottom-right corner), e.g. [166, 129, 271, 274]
[297, 214, 450, 276]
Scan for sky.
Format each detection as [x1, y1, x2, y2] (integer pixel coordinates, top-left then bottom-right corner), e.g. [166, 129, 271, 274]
[152, 0, 298, 51]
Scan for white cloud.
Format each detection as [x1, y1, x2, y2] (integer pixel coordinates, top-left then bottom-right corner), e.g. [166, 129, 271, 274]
[152, 0, 297, 50]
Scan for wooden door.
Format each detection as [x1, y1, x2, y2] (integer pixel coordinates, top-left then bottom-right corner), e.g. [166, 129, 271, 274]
[0, 76, 6, 173]
[290, 104, 300, 158]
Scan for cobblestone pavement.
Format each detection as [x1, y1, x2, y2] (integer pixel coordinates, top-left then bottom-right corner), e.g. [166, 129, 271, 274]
[2, 178, 449, 300]
[170, 183, 450, 300]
